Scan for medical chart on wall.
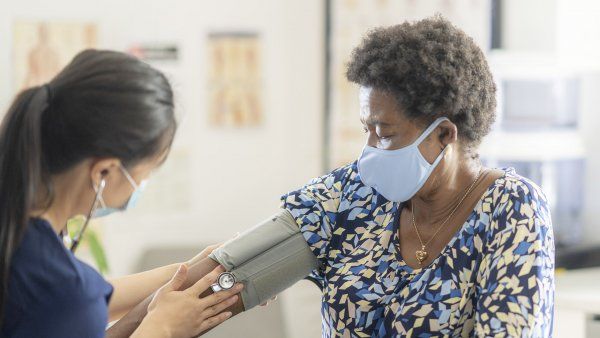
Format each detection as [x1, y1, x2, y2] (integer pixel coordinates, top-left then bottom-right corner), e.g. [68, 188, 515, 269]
[206, 32, 263, 128]
[12, 22, 97, 92]
[327, 0, 490, 169]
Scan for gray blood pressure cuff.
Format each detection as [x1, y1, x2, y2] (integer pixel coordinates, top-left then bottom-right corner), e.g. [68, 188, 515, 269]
[208, 209, 318, 310]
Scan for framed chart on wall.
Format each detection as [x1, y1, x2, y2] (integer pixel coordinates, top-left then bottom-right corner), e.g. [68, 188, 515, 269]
[206, 32, 263, 128]
[324, 0, 491, 169]
[12, 21, 97, 93]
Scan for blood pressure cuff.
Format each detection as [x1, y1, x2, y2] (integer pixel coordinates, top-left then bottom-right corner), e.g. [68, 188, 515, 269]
[208, 209, 318, 310]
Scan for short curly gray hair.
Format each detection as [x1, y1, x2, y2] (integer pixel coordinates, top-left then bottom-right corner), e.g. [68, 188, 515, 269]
[347, 15, 497, 147]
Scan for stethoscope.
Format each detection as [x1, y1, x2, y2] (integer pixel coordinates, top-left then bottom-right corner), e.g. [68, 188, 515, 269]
[63, 175, 107, 253]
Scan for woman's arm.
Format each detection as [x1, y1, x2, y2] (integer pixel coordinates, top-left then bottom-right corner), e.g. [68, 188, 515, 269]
[107, 171, 343, 337]
[107, 243, 224, 321]
[106, 257, 245, 338]
[107, 209, 318, 337]
[108, 263, 179, 321]
[475, 183, 555, 336]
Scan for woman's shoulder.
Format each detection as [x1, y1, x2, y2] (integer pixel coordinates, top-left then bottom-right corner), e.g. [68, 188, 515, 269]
[281, 161, 360, 204]
[308, 161, 359, 191]
[3, 219, 112, 336]
[480, 167, 553, 244]
[488, 167, 550, 216]
[11, 219, 112, 303]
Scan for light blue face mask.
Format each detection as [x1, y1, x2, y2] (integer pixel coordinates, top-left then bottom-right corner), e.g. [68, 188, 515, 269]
[357, 117, 449, 203]
[92, 165, 148, 218]
[70, 165, 148, 252]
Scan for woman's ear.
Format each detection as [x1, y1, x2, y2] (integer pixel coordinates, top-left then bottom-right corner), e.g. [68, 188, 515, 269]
[438, 120, 458, 148]
[89, 158, 121, 188]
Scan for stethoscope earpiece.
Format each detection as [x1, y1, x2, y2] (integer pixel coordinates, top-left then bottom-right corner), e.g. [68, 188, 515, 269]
[71, 174, 108, 253]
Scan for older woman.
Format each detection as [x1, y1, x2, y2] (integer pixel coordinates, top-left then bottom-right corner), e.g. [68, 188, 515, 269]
[109, 16, 554, 337]
[280, 16, 554, 336]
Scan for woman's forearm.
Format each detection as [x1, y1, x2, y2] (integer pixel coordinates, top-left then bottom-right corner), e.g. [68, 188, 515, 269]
[105, 257, 245, 338]
[108, 263, 180, 321]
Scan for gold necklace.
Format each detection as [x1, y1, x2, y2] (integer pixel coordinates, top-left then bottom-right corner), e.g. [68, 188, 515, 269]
[410, 167, 484, 266]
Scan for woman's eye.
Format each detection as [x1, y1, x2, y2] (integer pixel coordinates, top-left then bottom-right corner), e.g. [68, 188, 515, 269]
[362, 127, 369, 134]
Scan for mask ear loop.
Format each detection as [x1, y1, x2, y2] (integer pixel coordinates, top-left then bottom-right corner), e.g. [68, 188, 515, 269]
[70, 172, 107, 253]
[119, 164, 139, 190]
[411, 117, 450, 147]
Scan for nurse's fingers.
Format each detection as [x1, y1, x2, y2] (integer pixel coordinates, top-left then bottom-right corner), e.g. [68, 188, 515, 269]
[186, 265, 224, 296]
[200, 294, 239, 318]
[198, 283, 243, 309]
[163, 264, 188, 292]
[197, 311, 233, 334]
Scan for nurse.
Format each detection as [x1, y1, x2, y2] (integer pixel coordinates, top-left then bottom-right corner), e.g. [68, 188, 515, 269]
[0, 50, 242, 338]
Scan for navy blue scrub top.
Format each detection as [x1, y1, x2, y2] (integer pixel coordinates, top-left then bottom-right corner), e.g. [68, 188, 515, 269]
[1, 218, 113, 338]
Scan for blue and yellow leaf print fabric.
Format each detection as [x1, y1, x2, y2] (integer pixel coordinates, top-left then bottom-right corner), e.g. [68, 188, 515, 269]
[281, 162, 554, 337]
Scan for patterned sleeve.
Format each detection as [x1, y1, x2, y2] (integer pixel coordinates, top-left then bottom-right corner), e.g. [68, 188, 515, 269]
[475, 179, 555, 337]
[280, 167, 345, 285]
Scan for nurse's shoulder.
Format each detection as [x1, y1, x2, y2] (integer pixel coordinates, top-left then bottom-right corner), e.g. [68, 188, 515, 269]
[2, 218, 112, 337]
[10, 218, 112, 305]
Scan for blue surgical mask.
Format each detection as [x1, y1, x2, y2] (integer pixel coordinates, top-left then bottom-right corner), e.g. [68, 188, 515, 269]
[357, 117, 449, 203]
[70, 165, 147, 252]
[92, 165, 148, 218]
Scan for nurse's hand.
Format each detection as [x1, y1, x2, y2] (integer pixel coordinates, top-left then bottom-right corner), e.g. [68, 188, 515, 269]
[186, 236, 276, 308]
[132, 264, 243, 338]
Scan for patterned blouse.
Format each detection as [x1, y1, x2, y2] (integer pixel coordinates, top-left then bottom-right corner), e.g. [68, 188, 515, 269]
[281, 163, 554, 337]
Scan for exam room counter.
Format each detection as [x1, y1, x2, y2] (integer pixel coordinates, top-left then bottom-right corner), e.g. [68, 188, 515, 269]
[554, 268, 600, 337]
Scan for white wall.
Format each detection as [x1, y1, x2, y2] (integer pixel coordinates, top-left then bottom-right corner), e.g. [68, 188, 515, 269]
[556, 0, 600, 244]
[501, 0, 556, 51]
[491, 0, 600, 245]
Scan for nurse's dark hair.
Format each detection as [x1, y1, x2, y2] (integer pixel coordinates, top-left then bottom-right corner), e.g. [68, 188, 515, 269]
[0, 49, 177, 322]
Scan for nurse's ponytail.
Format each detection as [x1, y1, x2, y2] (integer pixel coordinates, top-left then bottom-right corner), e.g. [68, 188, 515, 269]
[0, 50, 177, 323]
[0, 86, 50, 322]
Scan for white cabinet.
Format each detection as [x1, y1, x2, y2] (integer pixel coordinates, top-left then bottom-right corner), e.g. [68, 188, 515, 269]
[555, 268, 600, 337]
